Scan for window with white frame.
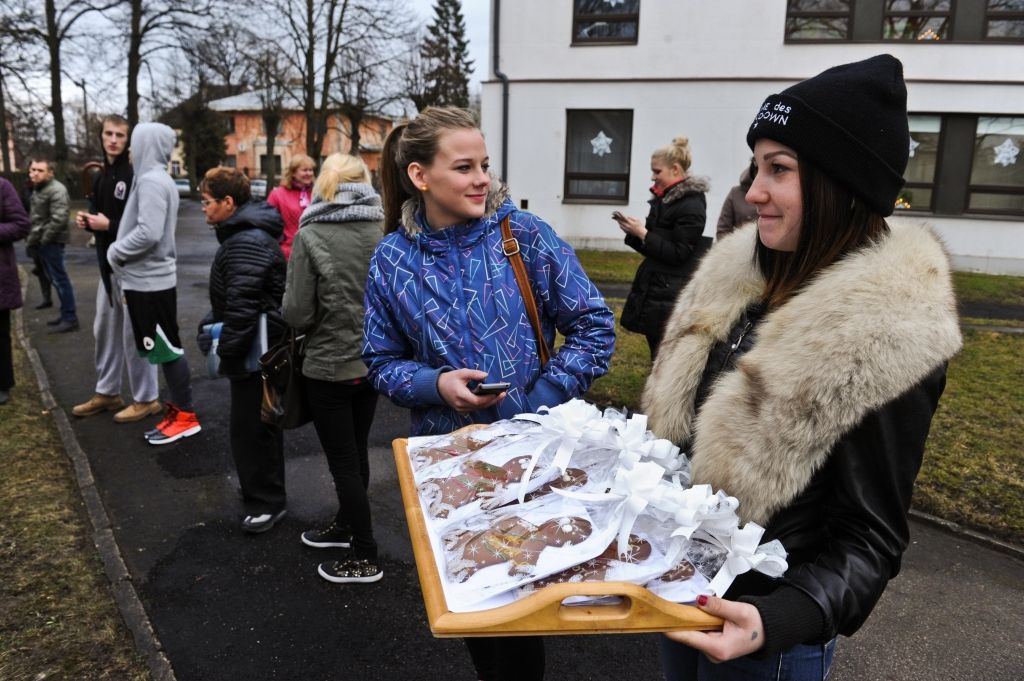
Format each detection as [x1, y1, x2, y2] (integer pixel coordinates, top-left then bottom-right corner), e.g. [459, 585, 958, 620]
[572, 0, 640, 45]
[564, 110, 633, 203]
[968, 117, 1024, 215]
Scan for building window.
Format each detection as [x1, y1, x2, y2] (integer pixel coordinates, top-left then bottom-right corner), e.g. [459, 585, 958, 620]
[785, 0, 853, 40]
[572, 0, 640, 45]
[987, 0, 1024, 40]
[170, 161, 181, 176]
[968, 117, 1024, 215]
[899, 115, 941, 211]
[883, 0, 951, 41]
[224, 155, 237, 169]
[896, 113, 1023, 218]
[564, 109, 632, 202]
[225, 115, 235, 134]
[786, 0, 1024, 42]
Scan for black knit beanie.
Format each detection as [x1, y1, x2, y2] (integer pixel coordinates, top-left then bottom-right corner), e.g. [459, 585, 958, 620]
[746, 54, 909, 217]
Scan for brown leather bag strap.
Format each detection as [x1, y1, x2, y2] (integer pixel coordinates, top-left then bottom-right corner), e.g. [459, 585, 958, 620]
[500, 216, 551, 366]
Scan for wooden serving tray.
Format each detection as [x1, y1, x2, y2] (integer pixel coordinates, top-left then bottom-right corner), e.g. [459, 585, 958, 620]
[393, 431, 722, 637]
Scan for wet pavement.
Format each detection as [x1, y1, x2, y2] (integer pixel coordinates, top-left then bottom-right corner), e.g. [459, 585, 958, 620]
[16, 200, 1024, 680]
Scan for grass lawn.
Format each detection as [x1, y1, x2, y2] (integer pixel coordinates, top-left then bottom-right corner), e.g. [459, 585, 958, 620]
[579, 250, 1024, 546]
[0, 330, 150, 680]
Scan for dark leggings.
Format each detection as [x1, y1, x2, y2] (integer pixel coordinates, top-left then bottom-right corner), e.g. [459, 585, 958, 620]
[464, 637, 545, 681]
[229, 372, 285, 515]
[0, 309, 12, 391]
[304, 377, 378, 561]
[162, 356, 194, 411]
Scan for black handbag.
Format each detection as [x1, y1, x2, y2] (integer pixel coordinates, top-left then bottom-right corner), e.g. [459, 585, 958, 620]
[258, 329, 312, 429]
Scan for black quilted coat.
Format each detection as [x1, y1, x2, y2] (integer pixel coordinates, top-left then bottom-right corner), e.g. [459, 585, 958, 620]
[208, 201, 286, 361]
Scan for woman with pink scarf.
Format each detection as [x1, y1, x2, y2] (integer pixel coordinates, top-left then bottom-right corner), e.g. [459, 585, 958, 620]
[267, 154, 315, 259]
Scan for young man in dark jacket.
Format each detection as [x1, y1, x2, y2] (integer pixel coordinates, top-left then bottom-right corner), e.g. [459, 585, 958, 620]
[197, 166, 288, 534]
[72, 115, 160, 423]
[26, 159, 78, 333]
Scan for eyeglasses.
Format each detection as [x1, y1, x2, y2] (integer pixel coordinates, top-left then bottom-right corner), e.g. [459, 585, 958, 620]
[200, 198, 222, 208]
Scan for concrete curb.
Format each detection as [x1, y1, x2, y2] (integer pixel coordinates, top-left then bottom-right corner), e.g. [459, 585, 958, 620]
[14, 303, 177, 681]
[909, 508, 1024, 562]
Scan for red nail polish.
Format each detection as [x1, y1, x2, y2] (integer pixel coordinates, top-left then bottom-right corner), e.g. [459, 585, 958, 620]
[697, 594, 709, 606]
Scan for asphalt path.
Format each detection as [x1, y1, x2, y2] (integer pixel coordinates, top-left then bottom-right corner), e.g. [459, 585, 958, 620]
[16, 200, 1024, 680]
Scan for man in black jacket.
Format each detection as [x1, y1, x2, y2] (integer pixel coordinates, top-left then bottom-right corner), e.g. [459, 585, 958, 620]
[72, 115, 160, 423]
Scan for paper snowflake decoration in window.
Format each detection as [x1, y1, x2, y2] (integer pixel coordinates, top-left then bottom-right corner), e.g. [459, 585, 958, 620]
[908, 137, 920, 158]
[603, 0, 625, 6]
[993, 138, 1020, 167]
[591, 130, 613, 157]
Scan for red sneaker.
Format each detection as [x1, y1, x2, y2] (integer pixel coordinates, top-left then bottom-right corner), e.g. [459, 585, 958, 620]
[145, 403, 201, 445]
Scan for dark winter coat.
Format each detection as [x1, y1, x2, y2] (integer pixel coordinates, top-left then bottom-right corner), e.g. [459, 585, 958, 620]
[0, 178, 31, 311]
[207, 201, 286, 368]
[88, 142, 133, 299]
[715, 166, 757, 238]
[642, 221, 961, 655]
[621, 176, 712, 336]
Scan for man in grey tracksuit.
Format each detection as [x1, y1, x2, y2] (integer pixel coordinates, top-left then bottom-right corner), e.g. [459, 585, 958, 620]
[107, 122, 201, 445]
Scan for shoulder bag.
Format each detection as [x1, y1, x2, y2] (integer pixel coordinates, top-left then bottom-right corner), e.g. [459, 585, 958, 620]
[500, 216, 552, 366]
[258, 329, 312, 429]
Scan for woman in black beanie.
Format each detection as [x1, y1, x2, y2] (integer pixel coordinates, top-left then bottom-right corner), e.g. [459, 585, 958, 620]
[644, 54, 961, 679]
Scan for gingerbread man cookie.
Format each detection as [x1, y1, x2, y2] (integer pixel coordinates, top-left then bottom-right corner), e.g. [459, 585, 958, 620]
[526, 534, 652, 589]
[443, 515, 593, 583]
[419, 455, 532, 519]
[411, 431, 493, 470]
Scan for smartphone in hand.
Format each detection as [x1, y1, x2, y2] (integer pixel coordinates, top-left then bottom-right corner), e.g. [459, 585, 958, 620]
[473, 381, 511, 395]
[612, 211, 625, 222]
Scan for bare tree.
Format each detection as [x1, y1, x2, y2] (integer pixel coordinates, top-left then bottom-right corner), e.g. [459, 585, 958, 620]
[0, 5, 44, 172]
[119, 0, 210, 127]
[15, 0, 118, 171]
[250, 46, 293, 187]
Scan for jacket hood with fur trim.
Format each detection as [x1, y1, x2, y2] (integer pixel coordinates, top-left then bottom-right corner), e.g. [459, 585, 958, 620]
[642, 220, 961, 524]
[657, 174, 710, 204]
[398, 177, 511, 239]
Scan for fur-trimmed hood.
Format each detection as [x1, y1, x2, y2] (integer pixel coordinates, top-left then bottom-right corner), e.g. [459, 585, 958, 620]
[399, 176, 511, 239]
[642, 220, 961, 524]
[657, 174, 710, 205]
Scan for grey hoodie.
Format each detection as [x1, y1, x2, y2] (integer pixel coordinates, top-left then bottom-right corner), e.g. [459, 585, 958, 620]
[107, 123, 179, 291]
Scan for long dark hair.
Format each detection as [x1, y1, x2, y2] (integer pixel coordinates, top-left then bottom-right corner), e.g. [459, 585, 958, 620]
[756, 159, 889, 307]
[380, 106, 479, 233]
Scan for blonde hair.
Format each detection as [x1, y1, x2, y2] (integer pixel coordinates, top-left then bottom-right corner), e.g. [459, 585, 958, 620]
[280, 153, 315, 187]
[652, 136, 692, 173]
[313, 154, 371, 202]
[380, 106, 480, 232]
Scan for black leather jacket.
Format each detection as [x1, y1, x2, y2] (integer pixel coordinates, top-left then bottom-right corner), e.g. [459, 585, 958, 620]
[696, 305, 948, 653]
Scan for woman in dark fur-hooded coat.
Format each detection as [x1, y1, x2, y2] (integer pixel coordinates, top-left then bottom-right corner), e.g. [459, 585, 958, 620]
[648, 55, 961, 681]
[616, 136, 712, 359]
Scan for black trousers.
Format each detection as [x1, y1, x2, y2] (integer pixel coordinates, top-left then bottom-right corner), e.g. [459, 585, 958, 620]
[0, 309, 12, 391]
[229, 372, 285, 515]
[31, 250, 51, 304]
[305, 377, 378, 560]
[464, 636, 546, 681]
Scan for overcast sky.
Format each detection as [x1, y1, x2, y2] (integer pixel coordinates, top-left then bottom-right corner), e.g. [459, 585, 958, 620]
[410, 0, 491, 89]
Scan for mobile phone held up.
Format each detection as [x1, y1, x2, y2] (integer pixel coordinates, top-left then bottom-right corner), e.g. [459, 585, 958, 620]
[612, 211, 625, 222]
[473, 381, 511, 396]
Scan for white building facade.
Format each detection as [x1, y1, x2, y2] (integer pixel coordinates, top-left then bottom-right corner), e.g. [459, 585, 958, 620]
[480, 0, 1024, 274]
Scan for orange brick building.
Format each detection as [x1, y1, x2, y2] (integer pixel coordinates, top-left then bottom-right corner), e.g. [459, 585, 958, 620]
[208, 90, 398, 178]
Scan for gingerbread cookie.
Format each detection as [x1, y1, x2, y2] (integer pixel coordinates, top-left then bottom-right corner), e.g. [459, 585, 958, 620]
[526, 534, 652, 589]
[658, 558, 696, 582]
[524, 467, 588, 501]
[411, 431, 493, 470]
[419, 455, 532, 518]
[443, 515, 593, 583]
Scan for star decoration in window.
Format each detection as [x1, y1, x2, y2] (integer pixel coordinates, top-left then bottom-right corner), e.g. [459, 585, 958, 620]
[591, 130, 613, 157]
[909, 137, 920, 158]
[993, 138, 1020, 167]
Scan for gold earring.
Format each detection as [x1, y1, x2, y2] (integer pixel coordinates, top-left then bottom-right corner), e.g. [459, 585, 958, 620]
[420, 185, 428, 192]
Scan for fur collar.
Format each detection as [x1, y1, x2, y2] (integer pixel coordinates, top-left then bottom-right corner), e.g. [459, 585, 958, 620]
[642, 220, 962, 524]
[659, 175, 710, 204]
[399, 177, 511, 238]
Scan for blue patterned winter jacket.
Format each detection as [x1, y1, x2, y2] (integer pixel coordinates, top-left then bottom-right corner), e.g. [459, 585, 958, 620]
[363, 184, 616, 436]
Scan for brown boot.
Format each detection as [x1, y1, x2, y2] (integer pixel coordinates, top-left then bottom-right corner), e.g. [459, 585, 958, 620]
[72, 393, 124, 417]
[113, 400, 163, 423]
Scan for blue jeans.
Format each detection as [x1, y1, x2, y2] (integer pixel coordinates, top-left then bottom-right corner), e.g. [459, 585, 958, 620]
[38, 243, 77, 322]
[660, 636, 836, 681]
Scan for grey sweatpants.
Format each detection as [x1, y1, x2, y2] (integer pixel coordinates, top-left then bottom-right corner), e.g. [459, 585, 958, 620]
[93, 274, 158, 403]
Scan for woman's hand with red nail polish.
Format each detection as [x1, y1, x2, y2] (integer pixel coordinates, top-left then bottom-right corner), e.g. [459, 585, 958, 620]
[664, 595, 766, 662]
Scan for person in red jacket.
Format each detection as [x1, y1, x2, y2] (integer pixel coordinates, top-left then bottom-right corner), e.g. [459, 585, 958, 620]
[266, 154, 315, 259]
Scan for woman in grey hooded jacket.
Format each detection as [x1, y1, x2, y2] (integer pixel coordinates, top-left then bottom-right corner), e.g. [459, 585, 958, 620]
[282, 154, 384, 583]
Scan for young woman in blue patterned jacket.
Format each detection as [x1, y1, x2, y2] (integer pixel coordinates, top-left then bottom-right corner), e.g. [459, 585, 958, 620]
[363, 106, 616, 681]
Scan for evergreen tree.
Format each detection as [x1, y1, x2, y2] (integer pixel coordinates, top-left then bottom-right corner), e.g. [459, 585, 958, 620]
[417, 0, 474, 109]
